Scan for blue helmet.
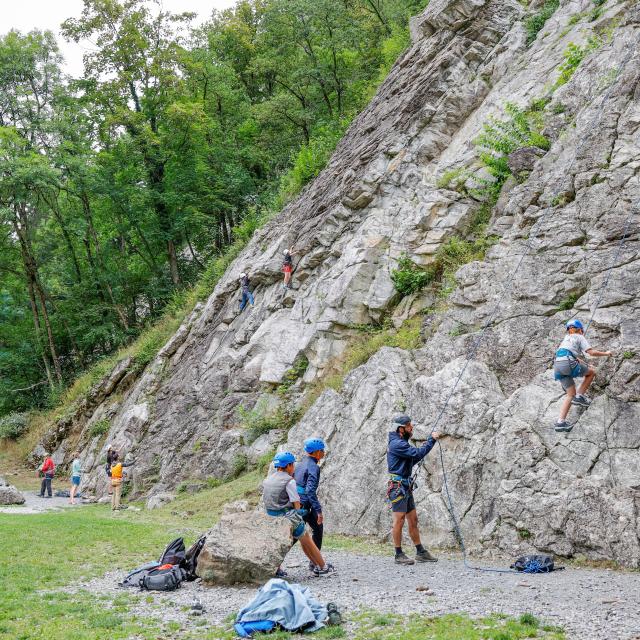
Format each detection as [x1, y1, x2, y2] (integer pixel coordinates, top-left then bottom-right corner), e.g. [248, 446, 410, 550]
[304, 438, 326, 454]
[273, 451, 295, 469]
[566, 319, 584, 331]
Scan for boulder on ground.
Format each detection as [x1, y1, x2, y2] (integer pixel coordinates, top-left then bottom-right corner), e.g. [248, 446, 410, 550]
[0, 482, 26, 505]
[196, 509, 292, 585]
[146, 492, 176, 510]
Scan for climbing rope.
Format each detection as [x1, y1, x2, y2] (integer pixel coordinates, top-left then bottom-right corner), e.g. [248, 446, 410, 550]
[412, 37, 639, 574]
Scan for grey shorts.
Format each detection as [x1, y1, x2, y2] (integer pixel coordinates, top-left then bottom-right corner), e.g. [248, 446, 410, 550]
[554, 359, 589, 391]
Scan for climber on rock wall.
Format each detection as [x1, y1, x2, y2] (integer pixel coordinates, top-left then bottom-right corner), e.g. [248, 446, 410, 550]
[294, 438, 326, 567]
[387, 415, 441, 566]
[239, 273, 254, 312]
[281, 248, 297, 289]
[553, 319, 612, 433]
[263, 451, 335, 576]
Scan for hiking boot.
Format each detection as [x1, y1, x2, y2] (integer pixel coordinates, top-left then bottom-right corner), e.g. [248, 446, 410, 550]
[572, 394, 591, 408]
[394, 552, 415, 565]
[554, 420, 573, 433]
[313, 563, 335, 576]
[416, 549, 438, 563]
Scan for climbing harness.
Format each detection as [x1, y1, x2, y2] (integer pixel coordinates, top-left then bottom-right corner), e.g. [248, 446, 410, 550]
[386, 474, 413, 507]
[410, 37, 639, 574]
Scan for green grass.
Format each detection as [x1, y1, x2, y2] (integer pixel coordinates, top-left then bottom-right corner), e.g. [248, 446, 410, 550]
[349, 611, 565, 639]
[525, 0, 560, 46]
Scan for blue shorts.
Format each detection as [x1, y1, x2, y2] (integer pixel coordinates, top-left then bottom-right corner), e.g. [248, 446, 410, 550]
[71, 476, 81, 486]
[388, 482, 416, 513]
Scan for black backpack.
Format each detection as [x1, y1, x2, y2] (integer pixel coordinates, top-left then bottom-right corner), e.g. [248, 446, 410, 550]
[159, 537, 186, 565]
[182, 535, 206, 581]
[140, 565, 185, 592]
[510, 554, 561, 573]
[119, 561, 161, 588]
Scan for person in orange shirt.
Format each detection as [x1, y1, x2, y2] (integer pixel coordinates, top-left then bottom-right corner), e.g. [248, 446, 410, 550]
[110, 452, 133, 511]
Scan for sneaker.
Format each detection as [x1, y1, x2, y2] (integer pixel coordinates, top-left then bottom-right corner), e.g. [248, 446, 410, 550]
[416, 549, 438, 563]
[554, 420, 573, 433]
[313, 563, 335, 576]
[394, 552, 415, 565]
[572, 394, 591, 407]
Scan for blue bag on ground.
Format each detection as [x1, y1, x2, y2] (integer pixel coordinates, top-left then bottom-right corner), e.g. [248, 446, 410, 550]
[234, 578, 327, 636]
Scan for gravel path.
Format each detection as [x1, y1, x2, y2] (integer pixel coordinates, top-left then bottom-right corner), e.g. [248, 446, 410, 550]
[81, 548, 640, 639]
[0, 490, 89, 514]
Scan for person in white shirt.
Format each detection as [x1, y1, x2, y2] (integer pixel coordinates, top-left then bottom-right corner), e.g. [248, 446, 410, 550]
[553, 319, 612, 432]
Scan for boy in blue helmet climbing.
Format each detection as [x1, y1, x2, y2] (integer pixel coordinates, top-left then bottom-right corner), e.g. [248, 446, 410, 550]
[294, 438, 326, 567]
[263, 451, 334, 576]
[387, 415, 442, 565]
[553, 319, 612, 432]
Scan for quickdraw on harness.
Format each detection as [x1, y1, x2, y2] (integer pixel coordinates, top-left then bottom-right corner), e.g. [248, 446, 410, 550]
[386, 474, 413, 508]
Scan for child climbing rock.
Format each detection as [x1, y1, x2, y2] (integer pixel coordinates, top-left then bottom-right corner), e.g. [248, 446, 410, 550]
[553, 319, 612, 432]
[282, 248, 297, 289]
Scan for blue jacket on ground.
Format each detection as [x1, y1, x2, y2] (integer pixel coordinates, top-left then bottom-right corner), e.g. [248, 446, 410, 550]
[387, 430, 436, 478]
[293, 455, 322, 514]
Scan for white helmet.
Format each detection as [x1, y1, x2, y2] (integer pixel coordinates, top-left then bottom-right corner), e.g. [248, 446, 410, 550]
[240, 272, 247, 278]
[283, 249, 289, 255]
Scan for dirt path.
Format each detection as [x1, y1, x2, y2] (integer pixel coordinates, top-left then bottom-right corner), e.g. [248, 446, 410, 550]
[81, 548, 640, 639]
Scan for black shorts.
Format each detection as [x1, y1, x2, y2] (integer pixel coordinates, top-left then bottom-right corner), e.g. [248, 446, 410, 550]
[388, 484, 416, 513]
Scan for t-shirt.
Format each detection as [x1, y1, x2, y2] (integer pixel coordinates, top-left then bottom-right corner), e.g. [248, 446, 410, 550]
[558, 333, 591, 359]
[240, 275, 250, 293]
[283, 253, 292, 267]
[71, 459, 82, 478]
[111, 462, 124, 479]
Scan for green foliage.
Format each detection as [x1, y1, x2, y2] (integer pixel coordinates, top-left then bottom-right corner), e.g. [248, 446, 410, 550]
[555, 36, 603, 87]
[436, 167, 470, 193]
[474, 102, 550, 198]
[278, 354, 310, 393]
[520, 613, 539, 627]
[391, 254, 437, 296]
[518, 528, 532, 539]
[88, 418, 110, 438]
[525, 0, 560, 46]
[231, 453, 249, 478]
[557, 292, 581, 311]
[0, 412, 29, 440]
[238, 400, 301, 444]
[622, 351, 634, 359]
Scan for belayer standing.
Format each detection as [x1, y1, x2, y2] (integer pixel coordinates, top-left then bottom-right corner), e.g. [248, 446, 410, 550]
[553, 319, 612, 432]
[387, 415, 441, 565]
[282, 248, 297, 290]
[239, 272, 254, 312]
[263, 451, 334, 576]
[294, 438, 326, 565]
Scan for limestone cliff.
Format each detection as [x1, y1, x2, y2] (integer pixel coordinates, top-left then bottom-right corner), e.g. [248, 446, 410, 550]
[41, 0, 639, 566]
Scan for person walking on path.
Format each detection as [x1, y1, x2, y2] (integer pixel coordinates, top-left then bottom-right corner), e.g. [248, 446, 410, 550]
[239, 273, 254, 312]
[39, 453, 55, 498]
[263, 451, 334, 576]
[282, 248, 298, 289]
[553, 319, 612, 432]
[69, 452, 83, 505]
[105, 445, 115, 495]
[294, 438, 326, 564]
[387, 414, 441, 565]
[110, 452, 133, 511]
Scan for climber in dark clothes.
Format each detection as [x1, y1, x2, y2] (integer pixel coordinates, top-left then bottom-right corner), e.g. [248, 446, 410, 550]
[387, 414, 442, 565]
[239, 272, 254, 312]
[294, 438, 326, 566]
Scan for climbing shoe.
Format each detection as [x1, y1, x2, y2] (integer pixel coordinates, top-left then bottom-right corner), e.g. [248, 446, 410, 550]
[416, 549, 438, 563]
[394, 552, 415, 565]
[313, 563, 335, 576]
[554, 420, 573, 433]
[572, 394, 591, 407]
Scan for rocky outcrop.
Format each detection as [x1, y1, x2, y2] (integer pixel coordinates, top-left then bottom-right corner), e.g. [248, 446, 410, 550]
[0, 476, 25, 505]
[196, 506, 293, 585]
[45, 0, 639, 565]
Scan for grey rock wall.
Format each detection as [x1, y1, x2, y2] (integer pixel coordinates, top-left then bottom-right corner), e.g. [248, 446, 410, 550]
[42, 0, 639, 565]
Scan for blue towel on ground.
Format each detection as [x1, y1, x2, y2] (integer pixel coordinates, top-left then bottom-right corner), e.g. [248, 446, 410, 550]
[234, 578, 327, 636]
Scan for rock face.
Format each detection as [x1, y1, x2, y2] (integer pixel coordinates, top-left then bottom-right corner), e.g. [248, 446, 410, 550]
[43, 0, 640, 565]
[196, 509, 293, 585]
[0, 477, 26, 505]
